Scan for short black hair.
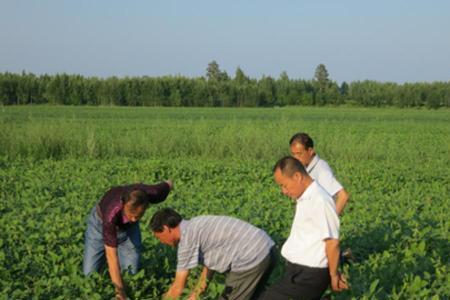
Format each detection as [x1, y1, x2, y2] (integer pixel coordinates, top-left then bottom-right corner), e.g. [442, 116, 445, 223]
[273, 156, 308, 177]
[122, 189, 150, 211]
[149, 208, 182, 232]
[289, 132, 314, 149]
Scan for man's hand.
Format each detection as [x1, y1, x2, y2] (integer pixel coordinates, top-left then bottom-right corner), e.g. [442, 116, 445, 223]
[165, 179, 174, 190]
[105, 245, 127, 300]
[330, 272, 348, 292]
[187, 280, 207, 300]
[188, 286, 206, 299]
[163, 270, 189, 300]
[335, 188, 349, 215]
[115, 289, 127, 300]
[187, 292, 200, 300]
[114, 285, 128, 300]
[187, 266, 209, 300]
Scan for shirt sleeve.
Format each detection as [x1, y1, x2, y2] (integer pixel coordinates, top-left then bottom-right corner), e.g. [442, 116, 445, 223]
[176, 233, 200, 271]
[103, 221, 118, 247]
[128, 182, 171, 204]
[313, 198, 340, 241]
[317, 169, 343, 197]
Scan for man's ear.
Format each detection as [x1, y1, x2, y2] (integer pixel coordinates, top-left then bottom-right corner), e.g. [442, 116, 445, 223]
[294, 171, 303, 183]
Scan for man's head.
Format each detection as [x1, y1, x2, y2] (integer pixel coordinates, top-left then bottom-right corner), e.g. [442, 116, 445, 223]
[122, 189, 150, 223]
[289, 132, 315, 167]
[149, 208, 182, 246]
[273, 156, 312, 200]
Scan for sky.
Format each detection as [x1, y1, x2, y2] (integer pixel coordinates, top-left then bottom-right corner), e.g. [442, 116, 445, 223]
[1, 0, 449, 83]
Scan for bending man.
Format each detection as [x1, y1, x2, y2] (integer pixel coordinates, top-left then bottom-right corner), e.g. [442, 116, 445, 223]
[150, 208, 276, 300]
[83, 180, 172, 300]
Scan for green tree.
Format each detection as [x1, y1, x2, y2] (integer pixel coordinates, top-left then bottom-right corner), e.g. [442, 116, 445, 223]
[313, 64, 332, 105]
[234, 66, 249, 84]
[276, 71, 290, 106]
[206, 60, 220, 81]
[257, 76, 276, 106]
[206, 60, 229, 82]
[0, 73, 18, 104]
[340, 81, 349, 96]
[314, 64, 330, 91]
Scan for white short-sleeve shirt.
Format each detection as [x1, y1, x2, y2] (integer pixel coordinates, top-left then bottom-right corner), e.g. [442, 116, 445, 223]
[306, 154, 343, 197]
[281, 181, 340, 268]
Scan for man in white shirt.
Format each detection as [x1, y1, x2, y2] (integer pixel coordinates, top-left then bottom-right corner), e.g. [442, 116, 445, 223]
[259, 156, 347, 300]
[289, 133, 349, 215]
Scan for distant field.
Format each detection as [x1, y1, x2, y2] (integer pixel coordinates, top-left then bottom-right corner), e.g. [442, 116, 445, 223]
[1, 106, 449, 299]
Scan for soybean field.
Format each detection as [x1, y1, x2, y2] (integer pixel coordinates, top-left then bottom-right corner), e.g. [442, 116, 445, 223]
[1, 106, 449, 299]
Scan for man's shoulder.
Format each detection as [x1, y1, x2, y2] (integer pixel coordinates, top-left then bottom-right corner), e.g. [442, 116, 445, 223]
[191, 215, 236, 224]
[99, 187, 123, 211]
[181, 217, 210, 235]
[315, 156, 334, 172]
[189, 215, 216, 224]
[305, 182, 334, 205]
[313, 180, 330, 193]
[103, 185, 125, 196]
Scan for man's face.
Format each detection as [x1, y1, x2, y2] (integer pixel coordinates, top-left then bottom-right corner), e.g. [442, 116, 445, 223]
[153, 226, 177, 247]
[274, 168, 304, 200]
[290, 142, 314, 167]
[123, 203, 146, 223]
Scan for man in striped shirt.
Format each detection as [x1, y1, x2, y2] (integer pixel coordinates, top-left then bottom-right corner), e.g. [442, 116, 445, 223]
[149, 208, 276, 300]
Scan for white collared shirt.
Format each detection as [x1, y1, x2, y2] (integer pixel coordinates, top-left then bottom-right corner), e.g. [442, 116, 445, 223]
[281, 181, 340, 268]
[306, 154, 343, 198]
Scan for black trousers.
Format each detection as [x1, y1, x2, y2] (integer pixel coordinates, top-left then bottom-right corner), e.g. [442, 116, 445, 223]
[258, 261, 330, 300]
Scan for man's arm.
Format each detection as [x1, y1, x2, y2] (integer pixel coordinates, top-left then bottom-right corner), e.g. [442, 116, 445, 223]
[164, 270, 190, 299]
[105, 245, 127, 300]
[325, 239, 348, 292]
[141, 181, 172, 204]
[188, 266, 213, 300]
[316, 164, 348, 215]
[334, 189, 349, 215]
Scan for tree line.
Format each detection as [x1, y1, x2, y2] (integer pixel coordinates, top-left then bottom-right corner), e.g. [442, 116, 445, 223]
[0, 62, 449, 108]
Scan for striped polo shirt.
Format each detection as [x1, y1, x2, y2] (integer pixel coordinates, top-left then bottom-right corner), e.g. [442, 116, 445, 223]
[177, 216, 275, 273]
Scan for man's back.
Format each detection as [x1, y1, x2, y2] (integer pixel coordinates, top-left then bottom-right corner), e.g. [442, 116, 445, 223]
[306, 154, 343, 198]
[177, 216, 274, 273]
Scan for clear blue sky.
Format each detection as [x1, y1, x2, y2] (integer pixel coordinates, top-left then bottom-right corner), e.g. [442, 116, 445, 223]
[1, 0, 449, 83]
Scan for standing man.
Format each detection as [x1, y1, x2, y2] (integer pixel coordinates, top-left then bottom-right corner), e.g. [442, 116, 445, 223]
[83, 180, 172, 300]
[289, 133, 349, 215]
[150, 208, 277, 300]
[259, 156, 347, 300]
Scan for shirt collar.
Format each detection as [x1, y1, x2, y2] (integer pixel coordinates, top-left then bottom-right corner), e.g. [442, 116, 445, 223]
[121, 211, 130, 223]
[306, 154, 320, 173]
[180, 219, 190, 237]
[296, 180, 317, 203]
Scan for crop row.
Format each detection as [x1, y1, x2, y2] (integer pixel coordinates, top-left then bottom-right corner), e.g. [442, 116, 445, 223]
[1, 155, 448, 299]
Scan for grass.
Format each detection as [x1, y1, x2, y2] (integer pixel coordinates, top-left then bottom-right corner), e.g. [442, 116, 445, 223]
[2, 105, 449, 161]
[1, 105, 449, 299]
